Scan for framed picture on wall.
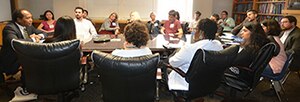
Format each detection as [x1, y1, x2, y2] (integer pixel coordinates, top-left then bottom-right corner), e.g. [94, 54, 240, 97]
[288, 0, 300, 10]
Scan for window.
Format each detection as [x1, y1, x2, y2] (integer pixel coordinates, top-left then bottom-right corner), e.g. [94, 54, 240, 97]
[156, 0, 193, 21]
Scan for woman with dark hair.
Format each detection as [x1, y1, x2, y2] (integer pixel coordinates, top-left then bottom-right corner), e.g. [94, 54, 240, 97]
[37, 10, 56, 33]
[261, 19, 287, 75]
[228, 22, 270, 81]
[99, 12, 120, 35]
[111, 21, 152, 57]
[45, 16, 76, 42]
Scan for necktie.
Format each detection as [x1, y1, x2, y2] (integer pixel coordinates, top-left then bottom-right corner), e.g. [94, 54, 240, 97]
[22, 28, 29, 39]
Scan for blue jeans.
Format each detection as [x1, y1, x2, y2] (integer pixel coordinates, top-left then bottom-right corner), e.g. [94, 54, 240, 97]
[262, 64, 278, 78]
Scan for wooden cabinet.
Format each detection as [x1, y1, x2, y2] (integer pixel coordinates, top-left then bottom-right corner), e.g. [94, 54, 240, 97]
[232, 0, 286, 24]
[0, 22, 7, 46]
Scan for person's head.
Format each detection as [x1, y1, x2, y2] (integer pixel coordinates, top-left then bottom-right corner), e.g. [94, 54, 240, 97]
[210, 14, 220, 22]
[130, 11, 141, 21]
[150, 11, 156, 21]
[83, 9, 88, 18]
[194, 11, 201, 20]
[261, 19, 282, 36]
[124, 21, 150, 48]
[43, 10, 54, 21]
[196, 18, 218, 40]
[12, 9, 33, 27]
[52, 15, 76, 42]
[109, 12, 118, 22]
[168, 10, 177, 22]
[74, 7, 84, 19]
[281, 16, 297, 31]
[175, 11, 180, 20]
[240, 22, 269, 50]
[246, 9, 258, 21]
[220, 11, 228, 19]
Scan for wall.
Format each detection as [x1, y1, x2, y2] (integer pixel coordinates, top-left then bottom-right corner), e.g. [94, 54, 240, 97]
[193, 0, 233, 19]
[15, 0, 233, 21]
[0, 0, 12, 22]
[18, 0, 53, 19]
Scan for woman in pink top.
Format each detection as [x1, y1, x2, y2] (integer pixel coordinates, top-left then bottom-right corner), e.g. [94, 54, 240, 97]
[38, 10, 56, 33]
[261, 19, 287, 76]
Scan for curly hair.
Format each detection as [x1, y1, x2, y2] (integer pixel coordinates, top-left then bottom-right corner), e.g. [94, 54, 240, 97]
[124, 21, 150, 48]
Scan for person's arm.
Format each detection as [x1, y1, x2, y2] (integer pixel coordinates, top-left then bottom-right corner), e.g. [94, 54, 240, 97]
[161, 26, 165, 34]
[227, 18, 236, 28]
[169, 45, 191, 68]
[175, 21, 183, 38]
[29, 25, 47, 43]
[231, 23, 243, 35]
[88, 21, 97, 36]
[176, 28, 183, 38]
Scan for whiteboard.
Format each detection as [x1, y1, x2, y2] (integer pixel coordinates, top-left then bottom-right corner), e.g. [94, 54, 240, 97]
[0, 0, 11, 22]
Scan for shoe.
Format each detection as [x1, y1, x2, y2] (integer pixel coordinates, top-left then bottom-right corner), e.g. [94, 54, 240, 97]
[9, 86, 37, 102]
[261, 88, 276, 97]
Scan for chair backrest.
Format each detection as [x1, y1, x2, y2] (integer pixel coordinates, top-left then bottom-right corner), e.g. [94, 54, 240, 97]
[249, 42, 277, 88]
[11, 39, 81, 94]
[270, 51, 295, 81]
[185, 45, 239, 99]
[91, 50, 160, 102]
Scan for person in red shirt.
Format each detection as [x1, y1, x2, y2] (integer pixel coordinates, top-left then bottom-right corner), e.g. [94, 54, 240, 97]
[161, 10, 183, 38]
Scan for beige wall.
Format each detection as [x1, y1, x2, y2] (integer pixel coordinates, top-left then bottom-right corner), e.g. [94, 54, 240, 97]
[0, 0, 11, 22]
[15, 0, 233, 21]
[193, 0, 233, 19]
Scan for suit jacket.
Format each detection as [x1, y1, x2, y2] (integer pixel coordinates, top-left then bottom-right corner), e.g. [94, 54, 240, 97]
[0, 21, 46, 74]
[282, 27, 300, 70]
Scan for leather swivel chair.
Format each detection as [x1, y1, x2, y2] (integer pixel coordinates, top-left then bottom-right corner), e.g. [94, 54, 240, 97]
[163, 45, 240, 101]
[91, 50, 160, 102]
[11, 39, 81, 101]
[224, 42, 277, 97]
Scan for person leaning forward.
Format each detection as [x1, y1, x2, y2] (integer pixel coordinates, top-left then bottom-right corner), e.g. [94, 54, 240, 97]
[0, 9, 47, 83]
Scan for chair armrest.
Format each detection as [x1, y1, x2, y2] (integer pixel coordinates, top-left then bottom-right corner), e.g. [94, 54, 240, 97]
[161, 62, 186, 77]
[235, 66, 253, 72]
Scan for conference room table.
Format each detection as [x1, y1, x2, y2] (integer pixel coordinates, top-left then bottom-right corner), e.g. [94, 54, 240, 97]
[82, 34, 193, 53]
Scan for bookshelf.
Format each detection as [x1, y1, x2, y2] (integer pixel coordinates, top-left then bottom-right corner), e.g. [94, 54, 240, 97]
[232, 0, 286, 24]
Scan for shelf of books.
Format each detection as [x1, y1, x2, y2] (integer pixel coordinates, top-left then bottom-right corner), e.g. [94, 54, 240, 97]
[256, 0, 285, 21]
[232, 0, 253, 24]
[232, 0, 286, 24]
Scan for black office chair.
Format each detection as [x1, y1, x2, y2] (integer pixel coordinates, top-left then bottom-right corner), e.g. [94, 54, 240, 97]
[223, 42, 277, 97]
[162, 45, 240, 101]
[11, 39, 82, 102]
[91, 50, 160, 102]
[262, 51, 294, 102]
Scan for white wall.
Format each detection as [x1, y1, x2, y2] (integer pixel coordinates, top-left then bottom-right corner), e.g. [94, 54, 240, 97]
[16, 0, 233, 21]
[0, 0, 11, 21]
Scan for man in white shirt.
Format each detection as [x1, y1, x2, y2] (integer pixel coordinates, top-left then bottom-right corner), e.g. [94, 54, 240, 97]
[73, 7, 97, 44]
[168, 18, 223, 91]
[280, 16, 300, 70]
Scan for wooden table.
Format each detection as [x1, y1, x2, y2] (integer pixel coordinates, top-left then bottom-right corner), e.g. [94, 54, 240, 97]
[82, 34, 192, 52]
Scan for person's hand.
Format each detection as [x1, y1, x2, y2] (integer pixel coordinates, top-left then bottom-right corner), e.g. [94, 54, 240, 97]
[30, 34, 42, 43]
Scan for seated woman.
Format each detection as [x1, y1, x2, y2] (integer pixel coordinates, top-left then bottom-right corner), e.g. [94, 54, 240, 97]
[261, 19, 287, 76]
[111, 21, 152, 57]
[37, 10, 56, 34]
[44, 15, 76, 43]
[127, 11, 141, 24]
[228, 22, 270, 81]
[98, 12, 120, 35]
[146, 12, 161, 37]
[168, 18, 224, 91]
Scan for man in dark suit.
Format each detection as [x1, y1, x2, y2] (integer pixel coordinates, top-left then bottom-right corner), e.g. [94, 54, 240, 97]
[280, 16, 300, 71]
[0, 9, 46, 84]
